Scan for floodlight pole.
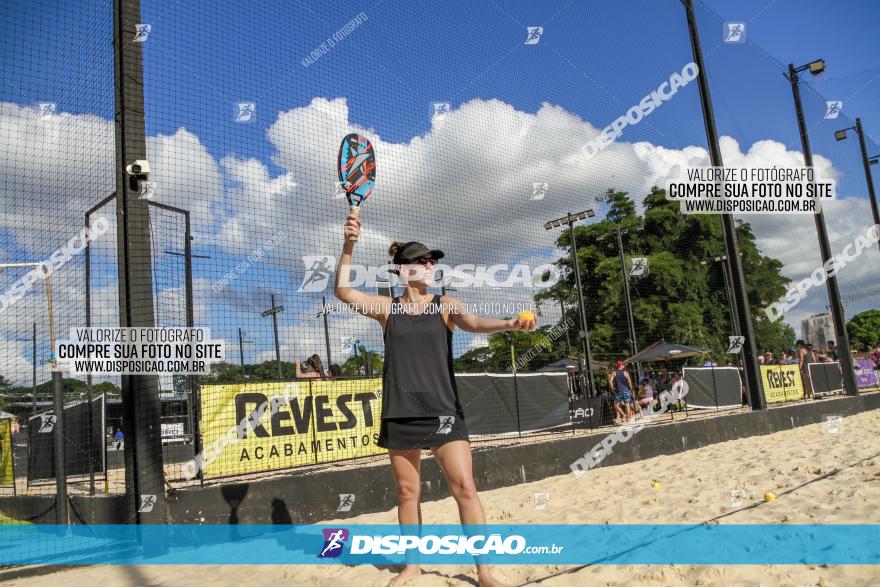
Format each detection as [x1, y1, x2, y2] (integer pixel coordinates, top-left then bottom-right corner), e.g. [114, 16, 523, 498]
[565, 215, 596, 396]
[615, 227, 640, 379]
[559, 298, 571, 356]
[836, 119, 880, 251]
[683, 0, 764, 410]
[850, 119, 880, 252]
[786, 62, 858, 397]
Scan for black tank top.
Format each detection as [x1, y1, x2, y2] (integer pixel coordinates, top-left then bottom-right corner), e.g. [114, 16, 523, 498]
[381, 295, 463, 419]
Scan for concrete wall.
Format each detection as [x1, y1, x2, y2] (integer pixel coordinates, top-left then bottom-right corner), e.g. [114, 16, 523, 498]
[3, 393, 878, 524]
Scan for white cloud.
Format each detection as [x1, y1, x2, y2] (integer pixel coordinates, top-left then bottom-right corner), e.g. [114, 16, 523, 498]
[3, 95, 878, 385]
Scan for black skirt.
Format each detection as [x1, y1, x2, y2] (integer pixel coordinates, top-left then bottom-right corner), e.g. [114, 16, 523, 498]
[377, 415, 469, 450]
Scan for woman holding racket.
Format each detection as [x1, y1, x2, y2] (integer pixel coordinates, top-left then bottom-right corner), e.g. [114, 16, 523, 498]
[334, 212, 534, 587]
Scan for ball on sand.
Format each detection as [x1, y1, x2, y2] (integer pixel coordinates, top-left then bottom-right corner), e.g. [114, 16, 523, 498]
[651, 481, 662, 489]
[763, 491, 776, 502]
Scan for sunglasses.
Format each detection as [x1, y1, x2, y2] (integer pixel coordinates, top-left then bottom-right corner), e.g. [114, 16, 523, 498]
[410, 256, 437, 266]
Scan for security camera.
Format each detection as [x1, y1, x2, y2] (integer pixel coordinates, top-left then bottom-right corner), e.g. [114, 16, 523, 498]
[126, 160, 150, 176]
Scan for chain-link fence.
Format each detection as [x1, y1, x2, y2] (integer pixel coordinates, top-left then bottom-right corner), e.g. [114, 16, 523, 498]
[1, 0, 878, 522]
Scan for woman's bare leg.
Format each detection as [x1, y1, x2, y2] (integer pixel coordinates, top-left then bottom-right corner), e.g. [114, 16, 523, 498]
[388, 449, 423, 585]
[431, 440, 510, 587]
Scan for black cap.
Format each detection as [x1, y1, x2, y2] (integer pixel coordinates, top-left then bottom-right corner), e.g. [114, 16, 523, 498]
[392, 241, 445, 264]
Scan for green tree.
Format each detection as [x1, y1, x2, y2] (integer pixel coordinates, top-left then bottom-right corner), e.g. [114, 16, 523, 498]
[0, 374, 9, 409]
[532, 186, 795, 366]
[847, 309, 880, 351]
[340, 345, 383, 377]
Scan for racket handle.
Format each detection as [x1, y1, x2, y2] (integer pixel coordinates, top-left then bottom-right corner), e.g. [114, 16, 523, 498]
[347, 205, 361, 242]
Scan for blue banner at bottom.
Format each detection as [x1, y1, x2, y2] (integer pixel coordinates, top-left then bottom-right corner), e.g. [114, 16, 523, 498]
[0, 524, 877, 565]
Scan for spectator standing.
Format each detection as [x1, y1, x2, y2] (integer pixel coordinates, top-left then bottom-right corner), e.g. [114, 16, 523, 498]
[797, 340, 811, 396]
[608, 360, 635, 423]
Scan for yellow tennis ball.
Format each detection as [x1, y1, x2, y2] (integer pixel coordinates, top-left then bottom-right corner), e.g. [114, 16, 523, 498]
[763, 491, 776, 502]
[651, 481, 662, 489]
[518, 310, 536, 322]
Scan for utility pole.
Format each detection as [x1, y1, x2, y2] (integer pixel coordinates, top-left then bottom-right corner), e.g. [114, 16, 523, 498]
[317, 297, 333, 367]
[261, 294, 285, 379]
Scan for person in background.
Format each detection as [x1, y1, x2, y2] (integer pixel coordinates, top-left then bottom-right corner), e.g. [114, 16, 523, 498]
[295, 354, 326, 379]
[797, 340, 810, 395]
[636, 377, 655, 411]
[657, 367, 671, 393]
[757, 354, 765, 365]
[608, 360, 635, 423]
[668, 372, 685, 410]
[328, 363, 342, 378]
[871, 346, 880, 384]
[803, 342, 819, 396]
[806, 343, 818, 364]
[826, 340, 839, 362]
[114, 428, 124, 450]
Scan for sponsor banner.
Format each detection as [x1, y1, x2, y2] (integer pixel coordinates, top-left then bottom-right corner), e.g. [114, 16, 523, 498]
[198, 379, 384, 478]
[856, 359, 878, 388]
[0, 524, 877, 565]
[0, 418, 13, 486]
[760, 364, 804, 403]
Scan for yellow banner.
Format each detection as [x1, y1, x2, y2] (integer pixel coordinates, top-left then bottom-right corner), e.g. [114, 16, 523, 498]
[198, 378, 384, 478]
[0, 419, 12, 486]
[760, 364, 804, 403]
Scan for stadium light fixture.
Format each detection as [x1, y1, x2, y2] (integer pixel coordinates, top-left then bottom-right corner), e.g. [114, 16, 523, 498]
[834, 129, 850, 141]
[808, 59, 826, 75]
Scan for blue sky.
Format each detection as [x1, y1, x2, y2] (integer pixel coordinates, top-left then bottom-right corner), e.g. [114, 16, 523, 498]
[4, 0, 878, 205]
[2, 0, 879, 380]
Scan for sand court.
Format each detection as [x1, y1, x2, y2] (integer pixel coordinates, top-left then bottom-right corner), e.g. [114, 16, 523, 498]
[4, 409, 879, 586]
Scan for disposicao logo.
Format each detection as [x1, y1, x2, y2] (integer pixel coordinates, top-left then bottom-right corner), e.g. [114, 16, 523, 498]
[319, 528, 349, 558]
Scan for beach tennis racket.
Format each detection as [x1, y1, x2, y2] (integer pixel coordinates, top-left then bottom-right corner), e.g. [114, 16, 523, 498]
[338, 133, 376, 242]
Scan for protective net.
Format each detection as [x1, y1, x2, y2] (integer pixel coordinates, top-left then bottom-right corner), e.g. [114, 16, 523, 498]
[0, 0, 878, 521]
